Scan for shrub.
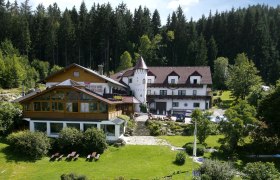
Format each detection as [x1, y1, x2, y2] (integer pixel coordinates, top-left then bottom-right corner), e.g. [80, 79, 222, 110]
[0, 102, 22, 135]
[146, 120, 165, 136]
[140, 104, 147, 113]
[84, 128, 107, 153]
[57, 127, 83, 153]
[242, 162, 280, 180]
[61, 173, 87, 180]
[197, 159, 235, 180]
[7, 130, 50, 159]
[175, 151, 186, 165]
[183, 143, 205, 156]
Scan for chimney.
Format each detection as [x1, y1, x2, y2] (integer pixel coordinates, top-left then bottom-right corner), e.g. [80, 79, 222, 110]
[98, 64, 104, 75]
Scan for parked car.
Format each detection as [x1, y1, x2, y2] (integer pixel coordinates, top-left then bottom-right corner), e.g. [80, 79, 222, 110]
[215, 115, 227, 123]
[174, 114, 185, 122]
[185, 110, 192, 117]
[207, 116, 216, 123]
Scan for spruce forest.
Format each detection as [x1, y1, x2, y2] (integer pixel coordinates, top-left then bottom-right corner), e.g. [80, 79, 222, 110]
[0, 0, 280, 86]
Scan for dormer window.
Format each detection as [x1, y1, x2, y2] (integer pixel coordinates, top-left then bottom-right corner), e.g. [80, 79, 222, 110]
[171, 79, 175, 84]
[193, 79, 197, 84]
[129, 78, 132, 83]
[148, 79, 151, 84]
[73, 71, 80, 77]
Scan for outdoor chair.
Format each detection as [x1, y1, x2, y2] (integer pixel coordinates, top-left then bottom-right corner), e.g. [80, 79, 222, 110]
[50, 152, 59, 161]
[57, 154, 63, 161]
[95, 154, 100, 160]
[66, 151, 76, 160]
[73, 154, 79, 161]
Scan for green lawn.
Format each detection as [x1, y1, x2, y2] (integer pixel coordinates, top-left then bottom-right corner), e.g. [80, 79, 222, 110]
[0, 140, 198, 180]
[160, 135, 224, 148]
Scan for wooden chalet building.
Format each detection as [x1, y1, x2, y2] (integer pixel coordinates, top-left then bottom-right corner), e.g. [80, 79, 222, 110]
[15, 64, 140, 141]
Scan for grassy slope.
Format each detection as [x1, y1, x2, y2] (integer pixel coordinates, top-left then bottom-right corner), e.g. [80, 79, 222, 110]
[160, 135, 224, 148]
[0, 141, 197, 180]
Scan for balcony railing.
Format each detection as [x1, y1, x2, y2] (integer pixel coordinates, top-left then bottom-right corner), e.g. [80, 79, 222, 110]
[147, 94, 211, 100]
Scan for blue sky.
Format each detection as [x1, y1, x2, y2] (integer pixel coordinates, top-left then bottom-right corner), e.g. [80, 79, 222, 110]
[22, 0, 279, 24]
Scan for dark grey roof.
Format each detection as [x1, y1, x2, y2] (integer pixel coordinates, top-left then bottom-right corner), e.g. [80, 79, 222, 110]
[133, 56, 148, 70]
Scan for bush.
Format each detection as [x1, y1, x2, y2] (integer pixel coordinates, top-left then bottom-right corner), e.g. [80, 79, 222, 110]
[146, 120, 165, 136]
[175, 151, 186, 165]
[183, 143, 205, 156]
[140, 104, 147, 113]
[83, 128, 107, 154]
[61, 173, 87, 180]
[197, 159, 235, 180]
[57, 127, 83, 153]
[242, 162, 280, 180]
[7, 130, 50, 159]
[0, 102, 22, 135]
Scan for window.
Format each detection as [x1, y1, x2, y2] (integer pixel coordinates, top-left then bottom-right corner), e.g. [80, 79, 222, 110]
[193, 103, 200, 108]
[148, 79, 151, 84]
[83, 124, 97, 131]
[184, 103, 188, 107]
[34, 122, 47, 132]
[34, 102, 41, 111]
[99, 102, 107, 112]
[89, 102, 98, 112]
[193, 79, 197, 84]
[171, 79, 175, 84]
[73, 71, 80, 77]
[178, 90, 186, 95]
[160, 90, 167, 95]
[172, 102, 179, 107]
[143, 79, 145, 84]
[147, 90, 151, 95]
[193, 90, 197, 96]
[80, 103, 89, 112]
[129, 78, 132, 83]
[101, 124, 115, 136]
[66, 123, 80, 130]
[52, 91, 64, 100]
[66, 102, 78, 112]
[52, 102, 64, 112]
[41, 102, 50, 111]
[24, 103, 32, 111]
[50, 123, 63, 134]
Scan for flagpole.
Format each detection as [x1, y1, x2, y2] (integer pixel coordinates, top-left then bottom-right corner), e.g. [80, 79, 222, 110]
[192, 118, 197, 178]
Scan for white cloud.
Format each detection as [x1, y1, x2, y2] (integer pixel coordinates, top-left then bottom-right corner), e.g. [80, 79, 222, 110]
[167, 0, 199, 10]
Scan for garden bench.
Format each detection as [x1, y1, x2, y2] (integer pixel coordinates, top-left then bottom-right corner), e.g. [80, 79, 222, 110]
[57, 154, 63, 161]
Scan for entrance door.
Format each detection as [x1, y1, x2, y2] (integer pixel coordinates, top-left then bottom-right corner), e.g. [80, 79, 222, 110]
[156, 102, 166, 115]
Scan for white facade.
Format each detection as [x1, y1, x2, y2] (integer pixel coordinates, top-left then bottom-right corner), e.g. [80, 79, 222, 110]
[26, 118, 124, 141]
[128, 69, 147, 104]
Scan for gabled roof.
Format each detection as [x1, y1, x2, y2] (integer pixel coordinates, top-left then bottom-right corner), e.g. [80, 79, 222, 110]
[134, 56, 148, 70]
[56, 79, 84, 87]
[13, 89, 41, 103]
[17, 83, 123, 105]
[190, 71, 202, 77]
[167, 71, 180, 77]
[43, 63, 127, 88]
[122, 96, 141, 104]
[111, 66, 212, 85]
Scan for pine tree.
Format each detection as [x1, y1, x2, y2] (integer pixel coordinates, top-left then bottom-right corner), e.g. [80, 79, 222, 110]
[151, 9, 161, 35]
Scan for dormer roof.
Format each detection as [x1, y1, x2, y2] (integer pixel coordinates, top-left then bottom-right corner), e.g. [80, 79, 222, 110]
[167, 71, 180, 77]
[133, 56, 148, 70]
[190, 71, 202, 77]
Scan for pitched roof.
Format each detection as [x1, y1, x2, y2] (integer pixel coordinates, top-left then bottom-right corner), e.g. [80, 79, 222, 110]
[43, 63, 127, 88]
[147, 66, 212, 84]
[134, 56, 148, 70]
[111, 66, 212, 85]
[122, 96, 141, 104]
[56, 79, 84, 87]
[16, 83, 123, 105]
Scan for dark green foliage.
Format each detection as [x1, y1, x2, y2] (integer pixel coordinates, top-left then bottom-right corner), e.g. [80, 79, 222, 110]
[183, 143, 205, 156]
[7, 130, 51, 159]
[242, 162, 280, 180]
[258, 80, 280, 136]
[0, 3, 280, 84]
[175, 151, 186, 165]
[31, 59, 50, 80]
[213, 57, 228, 90]
[139, 103, 147, 113]
[220, 100, 257, 151]
[0, 102, 22, 135]
[191, 109, 211, 144]
[196, 159, 235, 180]
[83, 127, 107, 154]
[145, 120, 165, 136]
[61, 173, 88, 180]
[57, 127, 83, 153]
